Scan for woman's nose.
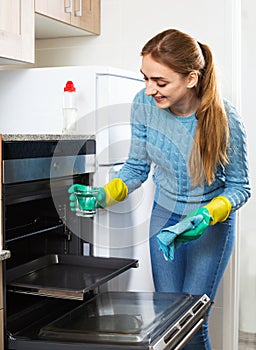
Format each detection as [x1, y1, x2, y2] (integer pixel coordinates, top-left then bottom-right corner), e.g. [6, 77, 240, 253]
[145, 82, 158, 96]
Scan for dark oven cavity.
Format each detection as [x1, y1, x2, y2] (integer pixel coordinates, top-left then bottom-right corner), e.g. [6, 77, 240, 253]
[2, 139, 138, 349]
[2, 138, 210, 350]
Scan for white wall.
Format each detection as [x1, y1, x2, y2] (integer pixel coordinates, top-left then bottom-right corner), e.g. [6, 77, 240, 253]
[239, 0, 256, 335]
[35, 0, 236, 102]
[16, 1, 245, 349]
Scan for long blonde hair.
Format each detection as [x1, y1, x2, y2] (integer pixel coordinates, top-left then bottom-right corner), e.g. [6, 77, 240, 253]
[141, 29, 229, 186]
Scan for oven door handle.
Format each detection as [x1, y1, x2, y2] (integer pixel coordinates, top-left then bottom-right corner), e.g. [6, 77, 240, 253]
[171, 317, 205, 350]
[150, 317, 205, 350]
[150, 294, 210, 350]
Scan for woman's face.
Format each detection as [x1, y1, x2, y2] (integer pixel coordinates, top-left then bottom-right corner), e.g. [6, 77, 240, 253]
[141, 54, 198, 115]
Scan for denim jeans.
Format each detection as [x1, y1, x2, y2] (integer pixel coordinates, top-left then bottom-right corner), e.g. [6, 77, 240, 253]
[149, 202, 236, 350]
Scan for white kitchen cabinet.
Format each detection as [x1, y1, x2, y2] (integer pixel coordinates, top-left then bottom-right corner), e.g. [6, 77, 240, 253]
[35, 0, 100, 38]
[0, 0, 34, 64]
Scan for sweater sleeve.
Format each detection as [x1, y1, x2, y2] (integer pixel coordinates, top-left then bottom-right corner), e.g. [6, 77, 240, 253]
[220, 101, 251, 211]
[117, 90, 152, 193]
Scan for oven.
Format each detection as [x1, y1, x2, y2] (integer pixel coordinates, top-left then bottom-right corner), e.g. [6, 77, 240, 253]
[1, 136, 210, 350]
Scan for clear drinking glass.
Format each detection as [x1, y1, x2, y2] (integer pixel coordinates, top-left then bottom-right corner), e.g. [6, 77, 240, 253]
[74, 187, 98, 217]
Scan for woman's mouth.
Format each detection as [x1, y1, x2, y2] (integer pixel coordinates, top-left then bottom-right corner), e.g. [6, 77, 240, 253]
[154, 96, 166, 103]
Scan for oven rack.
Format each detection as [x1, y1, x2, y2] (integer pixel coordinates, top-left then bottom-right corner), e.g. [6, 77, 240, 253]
[6, 254, 139, 300]
[5, 217, 65, 243]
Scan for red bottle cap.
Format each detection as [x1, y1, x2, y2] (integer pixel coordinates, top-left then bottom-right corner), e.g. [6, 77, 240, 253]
[64, 81, 76, 92]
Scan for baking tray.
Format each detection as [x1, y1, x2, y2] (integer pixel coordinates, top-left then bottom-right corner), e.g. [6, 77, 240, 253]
[6, 254, 138, 300]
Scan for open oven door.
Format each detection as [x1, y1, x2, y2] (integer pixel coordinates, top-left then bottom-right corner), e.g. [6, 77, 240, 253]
[7, 291, 210, 350]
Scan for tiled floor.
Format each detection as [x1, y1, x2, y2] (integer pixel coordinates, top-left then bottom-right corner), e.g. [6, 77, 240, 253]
[239, 332, 256, 350]
[213, 342, 255, 350]
[239, 342, 256, 350]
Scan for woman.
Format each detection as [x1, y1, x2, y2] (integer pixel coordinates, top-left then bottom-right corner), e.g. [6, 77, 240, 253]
[69, 29, 250, 349]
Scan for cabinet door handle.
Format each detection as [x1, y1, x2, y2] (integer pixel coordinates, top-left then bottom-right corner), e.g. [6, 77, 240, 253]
[75, 0, 83, 17]
[65, 0, 73, 13]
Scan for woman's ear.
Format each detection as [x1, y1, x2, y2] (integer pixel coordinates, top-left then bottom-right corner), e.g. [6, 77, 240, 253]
[187, 71, 198, 88]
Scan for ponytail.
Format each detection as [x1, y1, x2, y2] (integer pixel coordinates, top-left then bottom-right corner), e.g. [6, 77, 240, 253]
[189, 43, 229, 186]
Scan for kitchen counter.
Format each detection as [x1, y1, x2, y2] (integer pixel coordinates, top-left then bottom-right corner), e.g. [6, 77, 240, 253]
[2, 134, 95, 141]
[0, 250, 11, 261]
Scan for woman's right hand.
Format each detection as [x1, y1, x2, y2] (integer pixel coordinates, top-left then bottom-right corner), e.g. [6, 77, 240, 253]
[68, 184, 107, 211]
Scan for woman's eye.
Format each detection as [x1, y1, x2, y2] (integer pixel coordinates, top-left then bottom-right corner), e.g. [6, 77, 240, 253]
[157, 83, 166, 87]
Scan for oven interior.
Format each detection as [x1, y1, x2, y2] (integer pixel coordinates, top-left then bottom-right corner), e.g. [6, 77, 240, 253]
[2, 139, 138, 349]
[4, 175, 86, 342]
[2, 139, 211, 350]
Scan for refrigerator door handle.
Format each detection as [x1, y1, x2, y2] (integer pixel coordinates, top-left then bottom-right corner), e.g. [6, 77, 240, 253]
[98, 160, 126, 167]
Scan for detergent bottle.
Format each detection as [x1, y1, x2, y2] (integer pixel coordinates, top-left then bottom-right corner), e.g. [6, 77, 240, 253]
[62, 81, 78, 134]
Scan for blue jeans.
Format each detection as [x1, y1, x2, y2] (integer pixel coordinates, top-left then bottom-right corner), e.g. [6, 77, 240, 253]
[149, 202, 236, 350]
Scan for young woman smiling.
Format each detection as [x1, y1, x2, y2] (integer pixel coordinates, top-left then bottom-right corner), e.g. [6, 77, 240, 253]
[69, 29, 251, 349]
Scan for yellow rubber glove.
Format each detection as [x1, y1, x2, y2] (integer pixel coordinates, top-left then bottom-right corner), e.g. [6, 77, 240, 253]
[103, 178, 128, 207]
[68, 178, 128, 211]
[204, 196, 232, 225]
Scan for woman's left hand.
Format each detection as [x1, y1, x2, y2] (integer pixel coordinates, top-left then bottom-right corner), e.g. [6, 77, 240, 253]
[156, 208, 212, 261]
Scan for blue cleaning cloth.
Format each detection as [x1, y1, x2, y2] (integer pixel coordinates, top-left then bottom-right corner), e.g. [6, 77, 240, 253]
[156, 214, 204, 261]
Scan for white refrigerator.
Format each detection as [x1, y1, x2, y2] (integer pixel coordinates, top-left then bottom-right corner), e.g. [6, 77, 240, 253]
[94, 72, 155, 291]
[0, 65, 155, 292]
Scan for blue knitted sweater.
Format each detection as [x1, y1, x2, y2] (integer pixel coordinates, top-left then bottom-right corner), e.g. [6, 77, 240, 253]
[118, 88, 251, 215]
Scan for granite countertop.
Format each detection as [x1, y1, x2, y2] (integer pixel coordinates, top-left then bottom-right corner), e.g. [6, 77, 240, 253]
[2, 134, 95, 141]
